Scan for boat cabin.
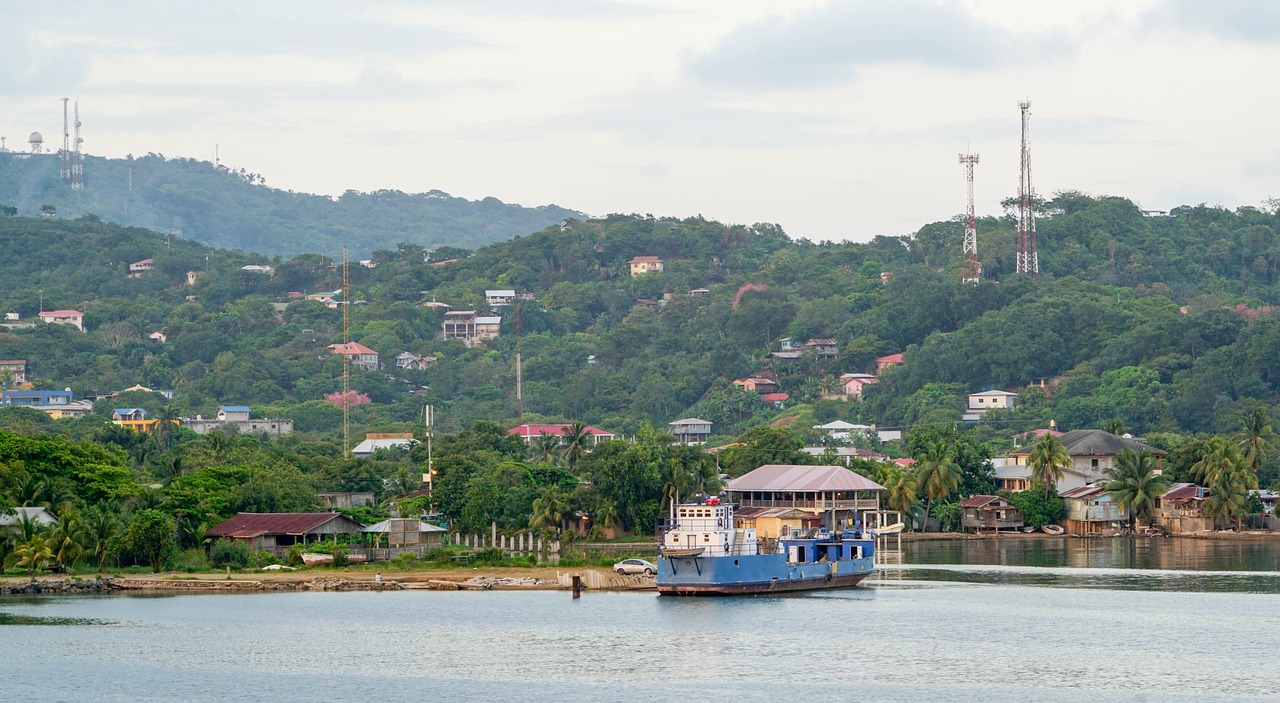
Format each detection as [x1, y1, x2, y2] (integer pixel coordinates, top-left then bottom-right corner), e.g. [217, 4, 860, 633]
[663, 498, 757, 557]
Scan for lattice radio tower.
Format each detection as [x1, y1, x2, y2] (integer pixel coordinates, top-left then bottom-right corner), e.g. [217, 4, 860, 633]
[959, 152, 981, 283]
[59, 98, 71, 184]
[71, 100, 83, 190]
[1017, 100, 1038, 278]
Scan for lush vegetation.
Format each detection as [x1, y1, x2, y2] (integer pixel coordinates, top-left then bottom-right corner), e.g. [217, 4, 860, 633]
[4, 187, 1280, 570]
[0, 152, 581, 257]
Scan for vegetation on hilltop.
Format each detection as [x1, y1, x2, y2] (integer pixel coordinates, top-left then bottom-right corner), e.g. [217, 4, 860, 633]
[0, 152, 582, 257]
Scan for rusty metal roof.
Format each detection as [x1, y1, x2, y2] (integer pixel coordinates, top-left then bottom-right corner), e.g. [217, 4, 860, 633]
[205, 513, 361, 539]
[960, 495, 1002, 509]
[726, 464, 886, 493]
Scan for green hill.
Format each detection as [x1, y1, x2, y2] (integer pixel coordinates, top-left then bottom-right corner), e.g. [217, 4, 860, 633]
[0, 152, 582, 257]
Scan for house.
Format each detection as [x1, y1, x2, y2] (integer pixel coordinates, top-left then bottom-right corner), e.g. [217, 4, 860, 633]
[2, 389, 72, 409]
[306, 289, 342, 305]
[813, 420, 874, 441]
[329, 342, 380, 371]
[112, 408, 150, 431]
[485, 289, 516, 307]
[837, 373, 879, 398]
[800, 446, 892, 466]
[1154, 483, 1212, 534]
[770, 350, 803, 361]
[628, 255, 664, 276]
[205, 512, 365, 556]
[351, 432, 418, 457]
[992, 458, 1092, 494]
[761, 392, 789, 407]
[725, 464, 886, 538]
[127, 258, 154, 277]
[148, 331, 167, 343]
[875, 353, 904, 373]
[317, 492, 376, 510]
[1011, 429, 1164, 482]
[1060, 485, 1128, 535]
[689, 288, 710, 297]
[442, 311, 502, 347]
[733, 377, 780, 394]
[394, 352, 436, 370]
[241, 264, 274, 274]
[1012, 426, 1064, 448]
[182, 406, 294, 436]
[419, 300, 453, 311]
[960, 495, 1025, 533]
[0, 506, 59, 528]
[667, 418, 712, 445]
[119, 384, 174, 400]
[38, 309, 84, 331]
[0, 360, 26, 385]
[361, 518, 447, 548]
[962, 390, 1019, 421]
[508, 423, 616, 445]
[802, 338, 838, 357]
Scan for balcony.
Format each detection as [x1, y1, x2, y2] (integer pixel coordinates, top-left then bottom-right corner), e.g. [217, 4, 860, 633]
[737, 497, 880, 512]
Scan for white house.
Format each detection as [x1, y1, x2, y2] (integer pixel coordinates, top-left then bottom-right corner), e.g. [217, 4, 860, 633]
[667, 418, 712, 445]
[963, 390, 1019, 421]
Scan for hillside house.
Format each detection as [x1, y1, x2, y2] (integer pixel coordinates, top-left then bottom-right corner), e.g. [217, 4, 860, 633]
[813, 420, 873, 441]
[352, 432, 418, 457]
[1011, 429, 1164, 482]
[182, 406, 294, 436]
[484, 289, 516, 307]
[0, 507, 59, 529]
[1060, 485, 1128, 535]
[761, 392, 790, 408]
[837, 373, 878, 397]
[667, 418, 712, 445]
[802, 338, 838, 357]
[992, 458, 1092, 494]
[38, 309, 84, 331]
[875, 353, 904, 373]
[306, 289, 342, 305]
[800, 446, 891, 466]
[733, 377, 780, 394]
[442, 311, 501, 347]
[963, 390, 1019, 421]
[205, 513, 364, 556]
[960, 495, 1025, 533]
[508, 423, 616, 446]
[628, 256, 664, 276]
[241, 265, 274, 274]
[127, 258, 154, 277]
[726, 464, 886, 538]
[329, 342, 380, 371]
[394, 352, 436, 370]
[0, 360, 26, 385]
[148, 331, 167, 343]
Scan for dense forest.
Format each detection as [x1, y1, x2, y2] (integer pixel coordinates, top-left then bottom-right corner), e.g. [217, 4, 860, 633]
[0, 152, 581, 256]
[2, 189, 1279, 572]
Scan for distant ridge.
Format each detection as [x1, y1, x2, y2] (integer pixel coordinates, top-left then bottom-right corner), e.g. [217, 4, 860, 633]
[0, 152, 583, 257]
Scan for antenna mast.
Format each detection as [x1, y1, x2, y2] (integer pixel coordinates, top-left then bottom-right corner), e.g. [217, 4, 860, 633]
[959, 152, 981, 283]
[71, 101, 83, 190]
[59, 98, 71, 184]
[342, 250, 350, 454]
[514, 302, 523, 419]
[1017, 100, 1038, 279]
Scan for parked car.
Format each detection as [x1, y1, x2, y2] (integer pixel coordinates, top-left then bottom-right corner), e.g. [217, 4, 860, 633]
[613, 558, 657, 575]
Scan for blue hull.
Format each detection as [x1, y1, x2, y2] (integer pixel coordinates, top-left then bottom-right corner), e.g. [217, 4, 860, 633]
[657, 552, 875, 596]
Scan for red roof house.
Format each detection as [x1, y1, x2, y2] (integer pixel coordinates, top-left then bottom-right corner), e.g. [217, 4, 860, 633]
[508, 423, 616, 445]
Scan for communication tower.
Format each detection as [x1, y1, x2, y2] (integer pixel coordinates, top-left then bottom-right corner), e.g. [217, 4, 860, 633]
[28, 132, 43, 153]
[959, 153, 981, 283]
[1016, 100, 1038, 278]
[71, 101, 84, 190]
[60, 98, 71, 184]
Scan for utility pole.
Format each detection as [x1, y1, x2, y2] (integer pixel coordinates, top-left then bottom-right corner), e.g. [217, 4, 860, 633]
[514, 302, 523, 419]
[1017, 100, 1039, 279]
[959, 153, 981, 283]
[423, 404, 435, 509]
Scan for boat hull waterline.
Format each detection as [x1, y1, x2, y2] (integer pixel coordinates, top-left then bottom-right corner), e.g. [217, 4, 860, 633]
[657, 552, 876, 596]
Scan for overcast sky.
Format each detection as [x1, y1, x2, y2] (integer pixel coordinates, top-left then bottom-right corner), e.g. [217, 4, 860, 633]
[4, 0, 1278, 243]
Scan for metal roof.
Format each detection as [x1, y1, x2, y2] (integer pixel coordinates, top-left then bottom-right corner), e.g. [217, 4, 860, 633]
[205, 513, 361, 538]
[960, 495, 1004, 508]
[726, 464, 886, 493]
[361, 519, 448, 533]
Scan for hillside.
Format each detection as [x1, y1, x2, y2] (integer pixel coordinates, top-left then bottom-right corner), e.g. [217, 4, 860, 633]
[1, 194, 1279, 457]
[0, 152, 582, 257]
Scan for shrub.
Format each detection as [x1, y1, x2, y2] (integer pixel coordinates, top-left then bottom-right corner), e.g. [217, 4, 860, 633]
[249, 550, 279, 569]
[209, 540, 252, 568]
[172, 547, 210, 573]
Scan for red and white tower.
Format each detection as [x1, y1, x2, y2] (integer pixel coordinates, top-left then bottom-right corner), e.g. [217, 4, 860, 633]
[1017, 100, 1038, 278]
[959, 152, 980, 283]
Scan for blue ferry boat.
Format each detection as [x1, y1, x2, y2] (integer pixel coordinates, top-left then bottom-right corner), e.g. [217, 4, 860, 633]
[656, 498, 876, 595]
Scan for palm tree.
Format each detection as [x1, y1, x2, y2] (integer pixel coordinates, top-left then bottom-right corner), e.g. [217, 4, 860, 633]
[530, 485, 570, 536]
[1204, 470, 1249, 530]
[1236, 406, 1273, 478]
[48, 513, 86, 570]
[879, 466, 919, 527]
[13, 534, 54, 575]
[82, 505, 122, 570]
[530, 432, 560, 465]
[562, 422, 592, 471]
[1104, 449, 1170, 532]
[1026, 433, 1071, 498]
[1190, 436, 1251, 488]
[914, 439, 961, 531]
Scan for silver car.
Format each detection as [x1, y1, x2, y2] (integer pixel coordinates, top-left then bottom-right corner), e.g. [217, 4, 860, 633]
[613, 558, 657, 575]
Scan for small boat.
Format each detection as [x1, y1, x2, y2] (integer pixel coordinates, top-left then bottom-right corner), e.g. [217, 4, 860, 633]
[876, 522, 905, 535]
[301, 553, 334, 567]
[1041, 525, 1065, 535]
[656, 499, 876, 596]
[1021, 526, 1035, 533]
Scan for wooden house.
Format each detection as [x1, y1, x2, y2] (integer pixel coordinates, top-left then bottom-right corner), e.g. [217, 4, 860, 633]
[960, 495, 1024, 533]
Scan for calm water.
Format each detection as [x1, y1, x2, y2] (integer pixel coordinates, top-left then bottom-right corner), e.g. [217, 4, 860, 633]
[2, 538, 1279, 703]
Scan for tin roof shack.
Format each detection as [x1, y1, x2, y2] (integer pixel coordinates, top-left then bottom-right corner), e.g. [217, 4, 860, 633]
[361, 518, 447, 549]
[205, 513, 364, 556]
[1154, 483, 1211, 534]
[960, 495, 1024, 533]
[1060, 485, 1129, 536]
[725, 464, 885, 538]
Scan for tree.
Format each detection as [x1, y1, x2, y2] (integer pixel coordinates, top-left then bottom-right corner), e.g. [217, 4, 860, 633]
[914, 439, 961, 531]
[1026, 433, 1071, 498]
[1236, 406, 1274, 478]
[879, 465, 919, 527]
[561, 422, 592, 472]
[1203, 471, 1249, 529]
[122, 509, 176, 573]
[1104, 449, 1169, 532]
[82, 504, 123, 569]
[1006, 488, 1066, 529]
[13, 533, 54, 575]
[529, 484, 570, 536]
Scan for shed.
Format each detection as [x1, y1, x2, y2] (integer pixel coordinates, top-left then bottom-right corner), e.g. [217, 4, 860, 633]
[205, 513, 364, 554]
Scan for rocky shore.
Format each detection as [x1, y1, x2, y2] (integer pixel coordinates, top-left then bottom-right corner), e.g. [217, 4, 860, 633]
[2, 577, 122, 595]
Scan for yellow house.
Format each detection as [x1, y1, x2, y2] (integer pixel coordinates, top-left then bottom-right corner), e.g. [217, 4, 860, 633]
[628, 256, 664, 276]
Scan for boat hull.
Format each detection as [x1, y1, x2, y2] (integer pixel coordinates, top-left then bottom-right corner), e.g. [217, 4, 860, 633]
[656, 552, 875, 596]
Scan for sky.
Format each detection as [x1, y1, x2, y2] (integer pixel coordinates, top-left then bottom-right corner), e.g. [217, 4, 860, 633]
[4, 0, 1280, 244]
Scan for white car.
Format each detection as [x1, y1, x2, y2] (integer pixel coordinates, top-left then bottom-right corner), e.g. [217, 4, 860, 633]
[613, 558, 657, 576]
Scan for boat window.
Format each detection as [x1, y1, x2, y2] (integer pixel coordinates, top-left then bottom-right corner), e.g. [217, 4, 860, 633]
[703, 534, 710, 542]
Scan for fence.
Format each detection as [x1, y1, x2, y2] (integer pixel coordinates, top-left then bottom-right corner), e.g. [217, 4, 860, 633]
[451, 530, 561, 562]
